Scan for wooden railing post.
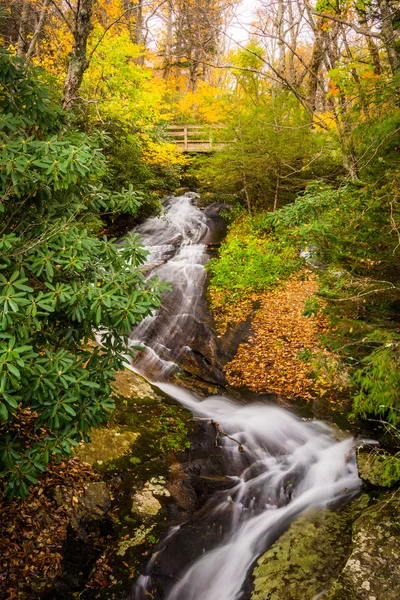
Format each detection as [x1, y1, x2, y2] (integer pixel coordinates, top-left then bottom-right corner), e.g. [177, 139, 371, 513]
[184, 125, 188, 151]
[209, 126, 213, 150]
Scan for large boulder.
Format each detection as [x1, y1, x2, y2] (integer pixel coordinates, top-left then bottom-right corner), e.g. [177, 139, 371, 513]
[251, 500, 369, 600]
[327, 496, 400, 600]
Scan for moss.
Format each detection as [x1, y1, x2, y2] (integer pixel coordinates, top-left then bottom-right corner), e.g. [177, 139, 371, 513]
[251, 495, 372, 600]
[327, 495, 400, 600]
[75, 428, 139, 468]
[357, 448, 400, 488]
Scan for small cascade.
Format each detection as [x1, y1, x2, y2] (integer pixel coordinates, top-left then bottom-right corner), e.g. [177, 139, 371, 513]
[131, 384, 361, 600]
[128, 193, 225, 384]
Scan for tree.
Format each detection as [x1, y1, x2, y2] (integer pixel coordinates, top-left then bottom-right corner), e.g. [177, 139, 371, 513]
[61, 0, 94, 108]
[0, 50, 167, 499]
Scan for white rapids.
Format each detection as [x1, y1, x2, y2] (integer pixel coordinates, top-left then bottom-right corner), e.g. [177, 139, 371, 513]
[133, 383, 361, 600]
[128, 193, 220, 381]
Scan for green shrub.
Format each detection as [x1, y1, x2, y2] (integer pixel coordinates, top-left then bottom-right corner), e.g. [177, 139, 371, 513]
[0, 50, 168, 499]
[207, 216, 300, 302]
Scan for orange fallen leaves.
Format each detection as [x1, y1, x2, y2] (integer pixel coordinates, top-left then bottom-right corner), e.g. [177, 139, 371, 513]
[219, 273, 332, 401]
[0, 434, 99, 599]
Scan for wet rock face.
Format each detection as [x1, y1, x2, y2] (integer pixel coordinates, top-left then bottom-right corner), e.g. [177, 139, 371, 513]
[327, 496, 400, 600]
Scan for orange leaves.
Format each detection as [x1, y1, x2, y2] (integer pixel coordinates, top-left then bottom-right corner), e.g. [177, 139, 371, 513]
[328, 80, 341, 97]
[211, 291, 259, 336]
[0, 458, 99, 598]
[222, 275, 329, 401]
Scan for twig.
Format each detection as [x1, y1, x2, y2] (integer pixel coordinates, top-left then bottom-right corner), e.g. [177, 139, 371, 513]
[193, 417, 245, 452]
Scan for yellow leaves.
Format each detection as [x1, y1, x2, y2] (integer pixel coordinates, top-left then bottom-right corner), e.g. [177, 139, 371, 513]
[170, 80, 230, 125]
[143, 141, 189, 168]
[314, 111, 337, 131]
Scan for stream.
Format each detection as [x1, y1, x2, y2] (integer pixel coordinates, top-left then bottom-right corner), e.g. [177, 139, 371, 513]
[127, 193, 361, 600]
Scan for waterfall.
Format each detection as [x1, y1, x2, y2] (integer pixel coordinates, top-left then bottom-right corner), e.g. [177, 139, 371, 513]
[143, 384, 360, 600]
[129, 194, 361, 600]
[128, 193, 225, 383]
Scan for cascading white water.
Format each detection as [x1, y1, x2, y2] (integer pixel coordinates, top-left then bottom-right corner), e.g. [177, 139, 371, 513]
[133, 384, 361, 600]
[129, 193, 361, 600]
[128, 193, 223, 382]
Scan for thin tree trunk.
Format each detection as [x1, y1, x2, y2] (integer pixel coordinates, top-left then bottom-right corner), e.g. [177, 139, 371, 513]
[237, 115, 251, 216]
[308, 18, 324, 117]
[17, 0, 29, 57]
[163, 0, 173, 80]
[62, 0, 94, 109]
[365, 23, 382, 74]
[273, 169, 280, 211]
[25, 0, 50, 63]
[287, 0, 296, 84]
[378, 0, 399, 75]
[276, 0, 286, 78]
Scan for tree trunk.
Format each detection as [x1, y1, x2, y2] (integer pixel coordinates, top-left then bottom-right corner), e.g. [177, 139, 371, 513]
[62, 0, 94, 109]
[163, 0, 173, 80]
[365, 24, 382, 74]
[17, 0, 29, 57]
[378, 0, 399, 75]
[273, 169, 280, 211]
[25, 0, 50, 63]
[308, 19, 324, 116]
[276, 0, 286, 78]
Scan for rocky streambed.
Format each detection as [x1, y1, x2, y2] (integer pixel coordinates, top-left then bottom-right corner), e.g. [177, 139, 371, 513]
[42, 367, 400, 600]
[42, 193, 399, 600]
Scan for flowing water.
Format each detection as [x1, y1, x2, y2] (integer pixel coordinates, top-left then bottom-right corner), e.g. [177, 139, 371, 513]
[128, 194, 361, 600]
[128, 193, 225, 384]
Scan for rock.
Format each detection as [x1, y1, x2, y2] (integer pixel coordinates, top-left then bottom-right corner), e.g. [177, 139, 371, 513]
[54, 482, 112, 538]
[357, 448, 400, 488]
[327, 496, 400, 600]
[81, 482, 111, 515]
[75, 427, 139, 466]
[113, 368, 160, 403]
[131, 477, 170, 517]
[251, 511, 351, 600]
[251, 496, 371, 600]
[132, 490, 162, 517]
[175, 187, 190, 195]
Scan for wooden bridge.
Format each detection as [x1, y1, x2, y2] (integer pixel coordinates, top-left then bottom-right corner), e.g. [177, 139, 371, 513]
[166, 124, 234, 152]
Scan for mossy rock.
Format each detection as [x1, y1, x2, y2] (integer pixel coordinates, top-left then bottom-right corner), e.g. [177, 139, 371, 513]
[251, 496, 371, 600]
[327, 496, 400, 600]
[357, 448, 400, 488]
[112, 369, 161, 405]
[76, 427, 139, 467]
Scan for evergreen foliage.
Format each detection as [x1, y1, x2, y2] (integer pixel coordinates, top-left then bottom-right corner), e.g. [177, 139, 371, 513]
[0, 51, 167, 499]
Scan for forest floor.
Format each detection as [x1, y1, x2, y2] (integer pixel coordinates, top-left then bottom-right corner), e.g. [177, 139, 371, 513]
[212, 270, 349, 405]
[0, 371, 193, 600]
[0, 436, 99, 599]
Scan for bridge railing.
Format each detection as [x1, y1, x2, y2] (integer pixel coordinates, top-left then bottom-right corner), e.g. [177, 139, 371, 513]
[165, 124, 234, 152]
